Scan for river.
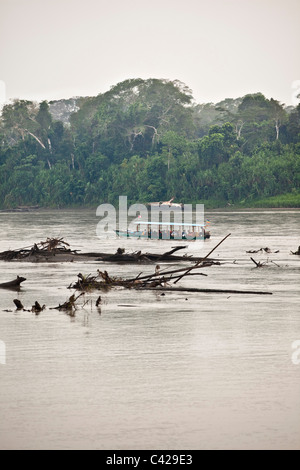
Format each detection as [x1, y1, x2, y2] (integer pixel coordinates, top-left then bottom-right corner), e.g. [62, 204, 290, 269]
[0, 209, 299, 450]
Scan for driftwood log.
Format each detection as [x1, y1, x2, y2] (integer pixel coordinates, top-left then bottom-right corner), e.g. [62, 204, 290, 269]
[0, 238, 78, 261]
[0, 276, 26, 289]
[13, 299, 24, 310]
[0, 241, 216, 264]
[143, 286, 273, 295]
[246, 247, 279, 254]
[68, 234, 272, 296]
[96, 246, 215, 264]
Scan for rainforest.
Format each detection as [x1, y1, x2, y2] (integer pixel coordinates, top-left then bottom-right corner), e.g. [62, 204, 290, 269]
[0, 78, 299, 209]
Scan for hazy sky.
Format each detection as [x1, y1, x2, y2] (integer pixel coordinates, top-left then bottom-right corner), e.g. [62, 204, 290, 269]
[0, 0, 300, 107]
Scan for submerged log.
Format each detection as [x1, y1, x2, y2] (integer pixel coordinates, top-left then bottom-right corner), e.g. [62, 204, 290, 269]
[32, 301, 45, 314]
[51, 293, 85, 313]
[70, 237, 231, 292]
[141, 286, 273, 295]
[13, 299, 24, 310]
[96, 246, 194, 263]
[0, 238, 78, 261]
[250, 257, 280, 268]
[0, 276, 26, 289]
[96, 246, 218, 264]
[247, 247, 279, 254]
[250, 257, 263, 268]
[0, 242, 215, 264]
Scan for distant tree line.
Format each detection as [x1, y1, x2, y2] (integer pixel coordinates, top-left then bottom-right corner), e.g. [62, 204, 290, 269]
[0, 78, 299, 208]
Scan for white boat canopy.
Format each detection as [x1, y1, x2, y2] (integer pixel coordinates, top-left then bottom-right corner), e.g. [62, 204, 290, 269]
[134, 221, 205, 227]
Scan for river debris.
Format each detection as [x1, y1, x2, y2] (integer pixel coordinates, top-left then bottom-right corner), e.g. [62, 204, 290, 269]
[142, 286, 272, 295]
[70, 235, 230, 291]
[247, 247, 280, 254]
[0, 276, 26, 289]
[250, 257, 281, 268]
[291, 246, 300, 255]
[96, 246, 198, 263]
[0, 240, 217, 264]
[32, 301, 46, 315]
[70, 267, 209, 292]
[8, 294, 85, 316]
[12, 299, 45, 313]
[67, 234, 272, 295]
[51, 293, 85, 316]
[0, 238, 78, 261]
[14, 301, 45, 314]
[13, 299, 24, 310]
[3, 235, 273, 316]
[69, 269, 272, 296]
[40, 238, 71, 252]
[2, 234, 274, 318]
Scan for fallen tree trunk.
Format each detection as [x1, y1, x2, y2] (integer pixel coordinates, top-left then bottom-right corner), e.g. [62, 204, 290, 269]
[0, 244, 215, 264]
[141, 286, 273, 295]
[125, 263, 216, 284]
[0, 276, 26, 289]
[70, 237, 229, 291]
[13, 299, 24, 309]
[95, 246, 204, 263]
[0, 238, 78, 261]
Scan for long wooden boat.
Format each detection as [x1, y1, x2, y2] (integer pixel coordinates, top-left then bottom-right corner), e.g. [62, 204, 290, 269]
[115, 221, 211, 240]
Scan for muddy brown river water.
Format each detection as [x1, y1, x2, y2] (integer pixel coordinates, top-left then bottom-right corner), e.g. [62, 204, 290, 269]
[0, 209, 299, 450]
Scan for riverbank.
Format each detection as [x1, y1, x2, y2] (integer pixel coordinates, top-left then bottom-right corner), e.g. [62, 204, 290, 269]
[1, 191, 300, 212]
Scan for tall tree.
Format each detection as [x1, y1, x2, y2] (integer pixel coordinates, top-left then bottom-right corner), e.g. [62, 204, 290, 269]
[269, 99, 286, 140]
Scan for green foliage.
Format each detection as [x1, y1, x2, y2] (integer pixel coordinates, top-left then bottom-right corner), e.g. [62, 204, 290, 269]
[251, 191, 300, 208]
[0, 79, 300, 209]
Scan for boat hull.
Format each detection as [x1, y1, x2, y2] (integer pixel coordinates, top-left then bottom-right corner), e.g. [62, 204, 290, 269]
[115, 230, 211, 240]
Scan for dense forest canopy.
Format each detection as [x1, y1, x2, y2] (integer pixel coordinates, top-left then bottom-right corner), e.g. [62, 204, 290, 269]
[0, 78, 300, 209]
